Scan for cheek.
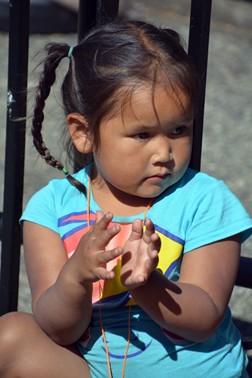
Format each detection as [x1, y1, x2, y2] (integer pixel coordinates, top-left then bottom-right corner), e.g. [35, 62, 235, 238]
[95, 153, 143, 189]
[96, 138, 168, 182]
[173, 143, 192, 169]
[94, 153, 128, 181]
[182, 145, 192, 160]
[176, 139, 192, 157]
[186, 142, 193, 160]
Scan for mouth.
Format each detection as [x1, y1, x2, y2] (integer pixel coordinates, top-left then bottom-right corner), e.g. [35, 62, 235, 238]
[146, 173, 171, 182]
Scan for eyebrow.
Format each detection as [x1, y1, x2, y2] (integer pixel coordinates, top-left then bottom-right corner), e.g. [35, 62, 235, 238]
[173, 116, 194, 125]
[124, 109, 194, 132]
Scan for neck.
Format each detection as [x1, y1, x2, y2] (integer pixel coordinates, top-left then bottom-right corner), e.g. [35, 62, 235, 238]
[90, 177, 152, 217]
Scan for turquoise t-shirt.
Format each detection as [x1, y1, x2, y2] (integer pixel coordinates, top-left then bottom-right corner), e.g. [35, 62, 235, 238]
[21, 167, 252, 377]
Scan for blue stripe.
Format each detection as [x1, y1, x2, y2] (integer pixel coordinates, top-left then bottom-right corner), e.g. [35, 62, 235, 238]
[155, 224, 185, 245]
[58, 211, 88, 227]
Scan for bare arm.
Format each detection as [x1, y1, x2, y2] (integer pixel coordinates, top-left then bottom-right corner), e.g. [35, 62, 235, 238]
[122, 221, 240, 342]
[23, 212, 122, 345]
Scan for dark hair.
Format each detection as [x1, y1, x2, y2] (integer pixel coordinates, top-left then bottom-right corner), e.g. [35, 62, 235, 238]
[31, 19, 199, 194]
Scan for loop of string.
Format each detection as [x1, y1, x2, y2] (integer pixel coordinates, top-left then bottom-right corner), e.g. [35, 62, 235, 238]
[86, 177, 153, 377]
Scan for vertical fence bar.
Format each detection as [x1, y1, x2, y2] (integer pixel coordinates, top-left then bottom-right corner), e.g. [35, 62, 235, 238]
[78, 0, 119, 42]
[0, 0, 30, 315]
[96, 0, 119, 26]
[188, 0, 212, 171]
[78, 0, 97, 41]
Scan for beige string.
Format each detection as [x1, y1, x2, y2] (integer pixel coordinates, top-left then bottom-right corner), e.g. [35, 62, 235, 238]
[86, 177, 152, 378]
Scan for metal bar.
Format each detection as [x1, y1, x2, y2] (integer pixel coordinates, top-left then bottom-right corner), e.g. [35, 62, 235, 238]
[0, 0, 30, 315]
[96, 0, 119, 26]
[78, 0, 97, 41]
[78, 0, 119, 42]
[188, 0, 212, 171]
[236, 257, 252, 289]
[0, 212, 2, 241]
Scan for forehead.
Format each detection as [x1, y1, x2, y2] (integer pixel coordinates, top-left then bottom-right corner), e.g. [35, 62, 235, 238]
[118, 84, 193, 125]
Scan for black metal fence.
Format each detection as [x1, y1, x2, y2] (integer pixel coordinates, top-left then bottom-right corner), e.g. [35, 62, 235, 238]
[0, 0, 251, 317]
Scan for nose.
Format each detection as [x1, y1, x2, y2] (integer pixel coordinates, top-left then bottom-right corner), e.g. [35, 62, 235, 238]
[152, 136, 173, 164]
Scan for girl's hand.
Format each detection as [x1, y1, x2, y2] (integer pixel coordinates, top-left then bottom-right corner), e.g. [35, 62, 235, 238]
[73, 211, 122, 283]
[120, 218, 160, 289]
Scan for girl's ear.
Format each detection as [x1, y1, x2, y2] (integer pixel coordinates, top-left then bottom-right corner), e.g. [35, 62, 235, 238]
[67, 113, 93, 153]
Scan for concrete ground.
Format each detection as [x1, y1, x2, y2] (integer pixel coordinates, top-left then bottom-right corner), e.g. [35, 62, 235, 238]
[0, 0, 252, 374]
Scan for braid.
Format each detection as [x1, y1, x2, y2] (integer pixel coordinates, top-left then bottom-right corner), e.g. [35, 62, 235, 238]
[31, 43, 87, 196]
[31, 43, 69, 174]
[66, 175, 87, 196]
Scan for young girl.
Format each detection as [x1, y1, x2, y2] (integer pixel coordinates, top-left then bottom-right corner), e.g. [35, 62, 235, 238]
[0, 19, 251, 378]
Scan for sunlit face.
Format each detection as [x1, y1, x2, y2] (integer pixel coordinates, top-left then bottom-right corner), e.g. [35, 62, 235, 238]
[92, 85, 194, 202]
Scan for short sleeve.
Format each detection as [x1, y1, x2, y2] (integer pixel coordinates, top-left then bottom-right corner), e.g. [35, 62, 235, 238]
[183, 180, 252, 253]
[20, 181, 60, 234]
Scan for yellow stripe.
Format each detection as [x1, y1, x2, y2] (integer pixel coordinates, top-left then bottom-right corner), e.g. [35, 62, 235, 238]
[156, 232, 183, 274]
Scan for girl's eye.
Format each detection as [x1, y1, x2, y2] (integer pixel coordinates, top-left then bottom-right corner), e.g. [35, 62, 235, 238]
[134, 133, 150, 140]
[171, 126, 186, 136]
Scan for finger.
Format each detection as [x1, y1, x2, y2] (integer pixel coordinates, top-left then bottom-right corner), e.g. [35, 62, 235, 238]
[97, 247, 123, 265]
[95, 267, 116, 280]
[143, 220, 161, 252]
[94, 211, 113, 229]
[127, 218, 143, 241]
[91, 212, 121, 247]
[95, 210, 105, 223]
[146, 252, 159, 271]
[95, 223, 121, 249]
[148, 248, 159, 261]
[150, 232, 161, 251]
[144, 218, 155, 235]
[142, 218, 156, 244]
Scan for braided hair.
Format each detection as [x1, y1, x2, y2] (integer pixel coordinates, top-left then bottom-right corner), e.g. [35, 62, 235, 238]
[31, 43, 88, 194]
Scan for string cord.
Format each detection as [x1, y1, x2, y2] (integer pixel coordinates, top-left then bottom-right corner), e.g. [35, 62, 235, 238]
[86, 177, 152, 378]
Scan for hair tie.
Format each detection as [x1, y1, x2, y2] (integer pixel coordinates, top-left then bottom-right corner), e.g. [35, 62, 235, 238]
[62, 166, 69, 175]
[67, 46, 74, 59]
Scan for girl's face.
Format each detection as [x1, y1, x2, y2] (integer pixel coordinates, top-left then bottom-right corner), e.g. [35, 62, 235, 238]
[92, 85, 193, 204]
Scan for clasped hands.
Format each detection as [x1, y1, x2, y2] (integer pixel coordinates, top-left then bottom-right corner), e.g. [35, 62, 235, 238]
[74, 210, 160, 289]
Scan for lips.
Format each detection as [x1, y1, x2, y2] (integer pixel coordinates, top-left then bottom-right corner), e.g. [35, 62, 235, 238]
[145, 173, 171, 183]
[148, 173, 170, 179]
